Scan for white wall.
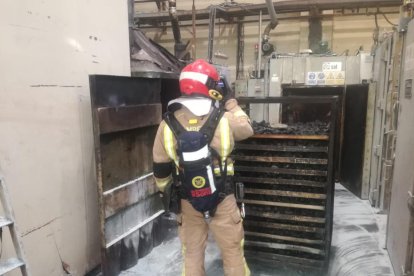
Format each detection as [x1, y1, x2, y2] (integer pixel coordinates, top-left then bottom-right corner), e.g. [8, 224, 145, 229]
[0, 1, 130, 275]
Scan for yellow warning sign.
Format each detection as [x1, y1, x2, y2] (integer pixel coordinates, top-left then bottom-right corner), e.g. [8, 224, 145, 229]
[325, 71, 336, 85]
[323, 70, 345, 85]
[334, 71, 345, 85]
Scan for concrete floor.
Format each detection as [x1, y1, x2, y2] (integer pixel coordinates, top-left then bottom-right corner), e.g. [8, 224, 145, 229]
[121, 184, 394, 276]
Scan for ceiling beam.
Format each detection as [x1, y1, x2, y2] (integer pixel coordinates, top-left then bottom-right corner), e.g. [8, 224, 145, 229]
[135, 0, 402, 26]
[136, 10, 400, 29]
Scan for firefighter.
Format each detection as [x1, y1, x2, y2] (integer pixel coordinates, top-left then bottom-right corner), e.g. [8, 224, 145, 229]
[153, 59, 253, 276]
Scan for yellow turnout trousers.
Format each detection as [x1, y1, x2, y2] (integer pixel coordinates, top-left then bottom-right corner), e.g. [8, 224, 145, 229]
[177, 195, 250, 276]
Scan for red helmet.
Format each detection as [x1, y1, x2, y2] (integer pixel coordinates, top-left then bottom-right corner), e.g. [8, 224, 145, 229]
[179, 59, 220, 99]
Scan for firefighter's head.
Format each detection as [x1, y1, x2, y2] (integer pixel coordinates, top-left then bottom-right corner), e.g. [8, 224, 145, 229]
[179, 59, 223, 101]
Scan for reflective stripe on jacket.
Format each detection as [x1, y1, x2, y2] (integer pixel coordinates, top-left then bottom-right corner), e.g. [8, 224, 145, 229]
[153, 99, 253, 190]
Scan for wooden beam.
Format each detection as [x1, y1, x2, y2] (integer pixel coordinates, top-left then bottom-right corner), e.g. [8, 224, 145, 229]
[235, 165, 328, 176]
[242, 199, 325, 211]
[246, 210, 326, 223]
[244, 188, 327, 199]
[251, 134, 329, 141]
[233, 155, 328, 165]
[235, 176, 326, 188]
[245, 231, 324, 245]
[244, 250, 325, 268]
[235, 143, 328, 153]
[244, 220, 325, 234]
[245, 240, 325, 256]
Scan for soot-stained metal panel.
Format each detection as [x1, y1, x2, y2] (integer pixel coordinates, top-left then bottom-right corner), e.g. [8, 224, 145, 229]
[100, 127, 157, 192]
[387, 19, 414, 276]
[98, 104, 161, 134]
[340, 84, 369, 198]
[90, 74, 176, 275]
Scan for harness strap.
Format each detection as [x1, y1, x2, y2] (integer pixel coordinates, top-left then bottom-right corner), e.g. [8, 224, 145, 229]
[165, 106, 224, 142]
[164, 105, 230, 216]
[164, 112, 187, 140]
[199, 107, 225, 144]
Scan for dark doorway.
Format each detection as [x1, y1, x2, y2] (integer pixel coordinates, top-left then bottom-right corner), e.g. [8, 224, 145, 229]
[281, 85, 369, 198]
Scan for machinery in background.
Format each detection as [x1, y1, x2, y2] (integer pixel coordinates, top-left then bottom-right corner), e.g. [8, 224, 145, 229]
[232, 50, 376, 270]
[237, 53, 373, 124]
[232, 6, 414, 276]
[236, 52, 375, 200]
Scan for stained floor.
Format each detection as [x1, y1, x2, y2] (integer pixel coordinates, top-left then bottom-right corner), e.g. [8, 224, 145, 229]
[121, 184, 394, 276]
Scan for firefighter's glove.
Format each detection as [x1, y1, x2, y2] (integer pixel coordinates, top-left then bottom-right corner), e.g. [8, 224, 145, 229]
[224, 98, 239, 112]
[220, 75, 234, 101]
[160, 180, 173, 214]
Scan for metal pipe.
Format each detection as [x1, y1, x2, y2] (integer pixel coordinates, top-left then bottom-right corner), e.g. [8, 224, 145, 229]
[308, 7, 322, 53]
[264, 56, 270, 121]
[263, 0, 279, 41]
[208, 7, 217, 63]
[137, 0, 401, 25]
[258, 10, 262, 79]
[139, 10, 400, 29]
[192, 0, 196, 58]
[168, 0, 182, 44]
[137, 10, 400, 28]
[128, 0, 135, 50]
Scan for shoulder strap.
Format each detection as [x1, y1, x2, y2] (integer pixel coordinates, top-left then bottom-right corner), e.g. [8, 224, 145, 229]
[199, 107, 225, 144]
[164, 111, 186, 139]
[164, 107, 224, 142]
[164, 105, 225, 147]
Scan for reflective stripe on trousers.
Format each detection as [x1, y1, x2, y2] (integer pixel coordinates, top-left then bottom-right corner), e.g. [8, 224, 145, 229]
[213, 163, 234, 176]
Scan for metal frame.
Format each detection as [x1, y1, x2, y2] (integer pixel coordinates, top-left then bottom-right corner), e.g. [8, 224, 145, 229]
[89, 75, 167, 275]
[0, 177, 30, 276]
[387, 17, 414, 276]
[207, 7, 217, 63]
[135, 0, 401, 27]
[236, 96, 339, 269]
[370, 34, 395, 209]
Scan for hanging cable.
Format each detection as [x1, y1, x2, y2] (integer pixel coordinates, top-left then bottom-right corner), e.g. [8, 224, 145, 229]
[380, 12, 398, 27]
[367, 11, 398, 27]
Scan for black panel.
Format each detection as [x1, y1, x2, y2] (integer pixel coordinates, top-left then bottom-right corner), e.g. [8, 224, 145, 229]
[153, 215, 178, 247]
[90, 75, 161, 107]
[282, 86, 345, 181]
[340, 85, 369, 198]
[120, 231, 140, 270]
[161, 78, 181, 113]
[138, 222, 154, 258]
[103, 242, 122, 276]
